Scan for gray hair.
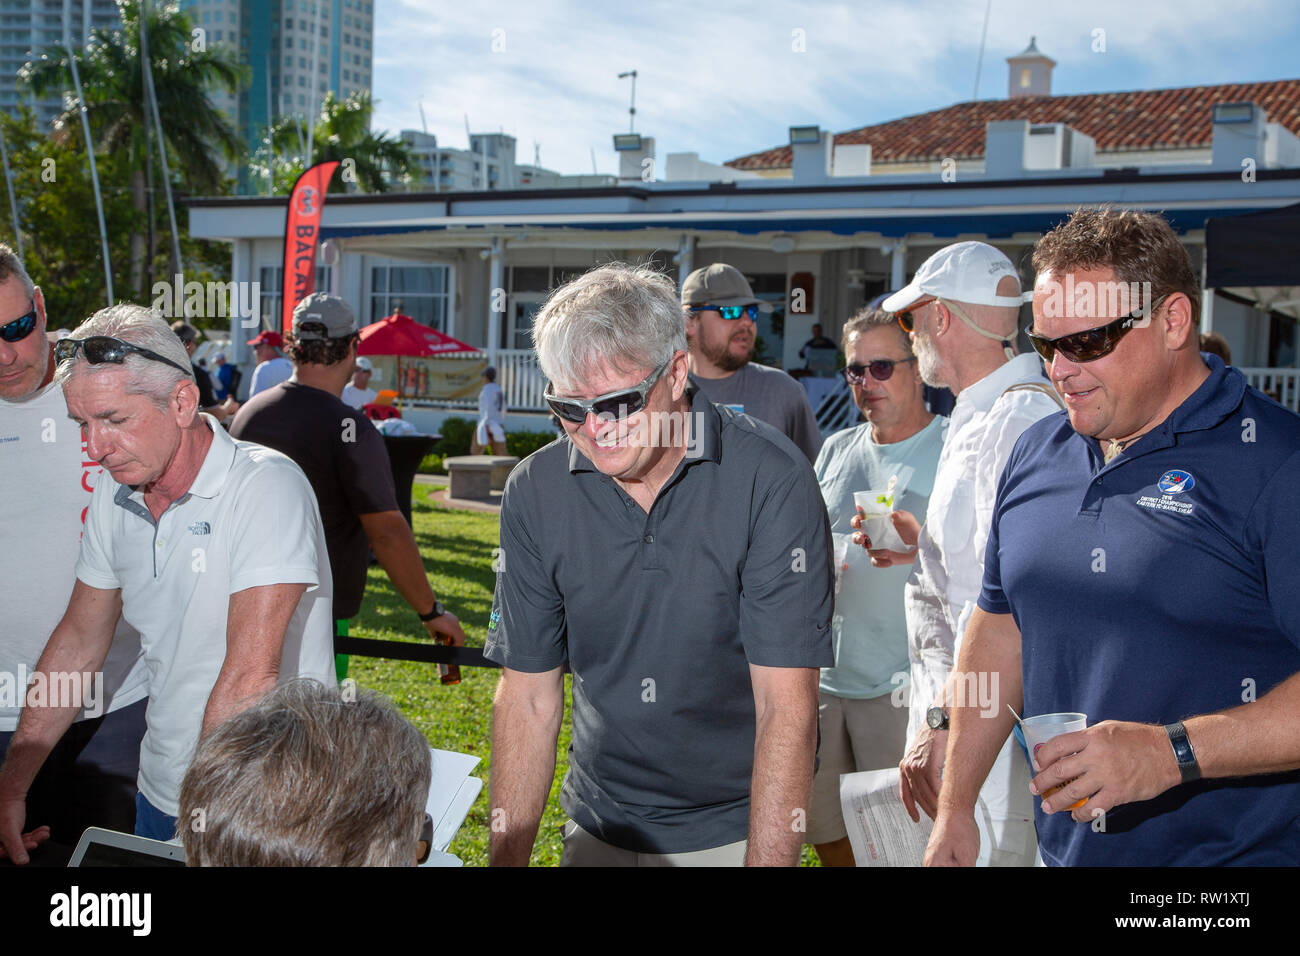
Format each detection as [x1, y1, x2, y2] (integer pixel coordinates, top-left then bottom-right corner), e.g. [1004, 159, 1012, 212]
[532, 262, 686, 390]
[844, 307, 912, 353]
[54, 304, 194, 405]
[0, 242, 35, 299]
[178, 679, 432, 867]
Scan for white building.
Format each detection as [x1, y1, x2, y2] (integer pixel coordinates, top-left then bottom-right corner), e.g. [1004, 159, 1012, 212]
[187, 46, 1300, 433]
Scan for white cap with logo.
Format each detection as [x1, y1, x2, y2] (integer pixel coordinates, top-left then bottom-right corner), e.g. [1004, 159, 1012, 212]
[882, 241, 1025, 313]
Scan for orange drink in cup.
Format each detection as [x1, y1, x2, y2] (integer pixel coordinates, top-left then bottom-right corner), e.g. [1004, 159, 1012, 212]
[1021, 712, 1088, 811]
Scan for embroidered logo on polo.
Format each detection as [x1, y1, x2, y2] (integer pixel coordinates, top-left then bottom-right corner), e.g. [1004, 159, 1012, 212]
[188, 521, 211, 535]
[1136, 469, 1196, 516]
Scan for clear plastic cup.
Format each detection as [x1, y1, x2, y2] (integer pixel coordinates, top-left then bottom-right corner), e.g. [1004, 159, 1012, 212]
[1021, 712, 1088, 809]
[853, 489, 896, 548]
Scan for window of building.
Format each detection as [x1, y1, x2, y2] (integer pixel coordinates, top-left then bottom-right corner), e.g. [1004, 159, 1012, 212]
[370, 264, 452, 330]
[258, 265, 333, 328]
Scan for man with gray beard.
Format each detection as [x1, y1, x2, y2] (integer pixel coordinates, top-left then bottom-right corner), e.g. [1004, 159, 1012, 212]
[855, 241, 1062, 866]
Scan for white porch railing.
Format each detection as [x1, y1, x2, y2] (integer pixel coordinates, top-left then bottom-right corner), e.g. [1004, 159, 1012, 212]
[494, 348, 549, 411]
[1241, 368, 1300, 413]
[405, 349, 548, 412]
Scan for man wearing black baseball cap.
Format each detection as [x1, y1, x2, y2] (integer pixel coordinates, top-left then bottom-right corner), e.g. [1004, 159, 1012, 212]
[231, 293, 468, 682]
[682, 263, 821, 462]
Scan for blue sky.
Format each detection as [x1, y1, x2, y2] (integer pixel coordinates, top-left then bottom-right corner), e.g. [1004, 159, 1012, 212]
[372, 0, 1300, 176]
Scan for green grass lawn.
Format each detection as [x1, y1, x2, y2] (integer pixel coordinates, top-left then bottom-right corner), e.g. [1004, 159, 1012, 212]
[350, 487, 819, 867]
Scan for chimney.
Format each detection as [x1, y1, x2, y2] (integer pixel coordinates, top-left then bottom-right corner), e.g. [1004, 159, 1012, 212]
[1210, 102, 1268, 170]
[789, 125, 832, 184]
[613, 134, 655, 182]
[1006, 37, 1055, 99]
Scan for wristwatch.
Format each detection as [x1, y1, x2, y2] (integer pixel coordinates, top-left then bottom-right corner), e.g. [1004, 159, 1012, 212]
[418, 600, 446, 623]
[926, 706, 950, 731]
[1164, 721, 1201, 784]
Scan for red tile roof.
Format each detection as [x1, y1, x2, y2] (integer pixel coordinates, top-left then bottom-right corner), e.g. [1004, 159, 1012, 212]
[727, 80, 1300, 170]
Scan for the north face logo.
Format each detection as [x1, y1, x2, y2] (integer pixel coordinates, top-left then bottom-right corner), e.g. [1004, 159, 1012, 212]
[188, 521, 211, 535]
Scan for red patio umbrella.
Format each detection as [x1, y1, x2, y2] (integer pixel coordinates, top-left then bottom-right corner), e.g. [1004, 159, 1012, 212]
[356, 312, 479, 407]
[357, 311, 478, 357]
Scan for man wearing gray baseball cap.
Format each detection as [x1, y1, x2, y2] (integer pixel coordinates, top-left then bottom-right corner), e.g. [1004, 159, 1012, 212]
[232, 293, 468, 682]
[682, 263, 821, 462]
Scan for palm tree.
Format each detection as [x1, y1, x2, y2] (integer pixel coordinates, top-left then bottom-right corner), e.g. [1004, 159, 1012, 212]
[256, 91, 415, 195]
[22, 0, 245, 296]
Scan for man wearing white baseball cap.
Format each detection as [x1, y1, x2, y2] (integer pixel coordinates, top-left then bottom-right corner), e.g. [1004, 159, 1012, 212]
[853, 240, 1063, 866]
[342, 355, 377, 410]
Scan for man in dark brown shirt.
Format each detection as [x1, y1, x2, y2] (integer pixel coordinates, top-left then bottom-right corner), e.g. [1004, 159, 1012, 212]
[231, 293, 466, 679]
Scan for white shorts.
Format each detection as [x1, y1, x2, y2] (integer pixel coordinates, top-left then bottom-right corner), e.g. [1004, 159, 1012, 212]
[476, 420, 505, 445]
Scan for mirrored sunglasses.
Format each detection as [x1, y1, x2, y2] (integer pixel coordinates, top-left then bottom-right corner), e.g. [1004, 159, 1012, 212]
[1, 304, 38, 343]
[688, 304, 760, 321]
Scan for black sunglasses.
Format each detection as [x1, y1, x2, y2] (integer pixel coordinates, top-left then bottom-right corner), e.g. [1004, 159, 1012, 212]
[54, 335, 192, 375]
[1027, 294, 1170, 364]
[844, 358, 917, 384]
[545, 358, 670, 425]
[688, 304, 760, 321]
[1, 303, 38, 343]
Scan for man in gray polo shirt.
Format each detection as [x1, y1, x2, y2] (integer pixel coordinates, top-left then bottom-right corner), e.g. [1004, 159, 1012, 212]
[486, 262, 834, 867]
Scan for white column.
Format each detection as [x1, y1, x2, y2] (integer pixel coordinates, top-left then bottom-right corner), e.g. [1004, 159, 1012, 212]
[1199, 250, 1214, 334]
[675, 233, 695, 288]
[230, 239, 255, 368]
[487, 236, 503, 366]
[890, 241, 907, 293]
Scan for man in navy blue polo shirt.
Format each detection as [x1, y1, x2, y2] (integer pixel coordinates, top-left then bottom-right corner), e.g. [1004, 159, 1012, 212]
[926, 208, 1300, 866]
[485, 262, 834, 866]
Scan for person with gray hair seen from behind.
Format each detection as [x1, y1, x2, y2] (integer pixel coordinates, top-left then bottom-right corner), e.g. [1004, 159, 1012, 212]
[179, 679, 432, 866]
[486, 262, 833, 867]
[0, 305, 336, 863]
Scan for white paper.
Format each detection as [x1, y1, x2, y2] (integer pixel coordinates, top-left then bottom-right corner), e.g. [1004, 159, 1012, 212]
[839, 767, 933, 867]
[424, 748, 482, 853]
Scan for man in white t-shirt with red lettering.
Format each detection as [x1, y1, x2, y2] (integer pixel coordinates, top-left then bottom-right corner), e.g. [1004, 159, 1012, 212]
[0, 246, 149, 860]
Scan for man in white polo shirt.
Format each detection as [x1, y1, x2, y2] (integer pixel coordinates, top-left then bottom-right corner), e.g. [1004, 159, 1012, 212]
[0, 305, 335, 863]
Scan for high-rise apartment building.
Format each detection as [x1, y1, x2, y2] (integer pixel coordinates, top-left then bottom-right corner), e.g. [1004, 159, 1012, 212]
[181, 0, 374, 191]
[0, 0, 119, 126]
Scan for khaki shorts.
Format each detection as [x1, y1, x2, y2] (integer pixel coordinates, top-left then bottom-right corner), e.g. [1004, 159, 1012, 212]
[807, 691, 909, 845]
[559, 820, 747, 867]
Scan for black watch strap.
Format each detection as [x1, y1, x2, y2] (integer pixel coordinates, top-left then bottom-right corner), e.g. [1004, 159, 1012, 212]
[418, 600, 445, 622]
[1164, 720, 1200, 784]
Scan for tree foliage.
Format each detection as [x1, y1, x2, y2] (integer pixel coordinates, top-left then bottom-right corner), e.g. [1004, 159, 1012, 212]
[253, 91, 415, 194]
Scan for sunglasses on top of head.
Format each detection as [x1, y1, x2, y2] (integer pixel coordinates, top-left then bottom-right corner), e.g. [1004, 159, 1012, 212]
[688, 304, 761, 321]
[1026, 294, 1170, 364]
[545, 358, 671, 425]
[843, 358, 917, 384]
[54, 335, 192, 375]
[1, 302, 38, 343]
